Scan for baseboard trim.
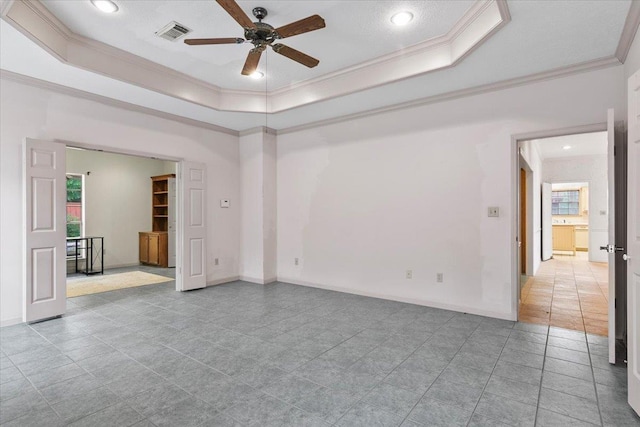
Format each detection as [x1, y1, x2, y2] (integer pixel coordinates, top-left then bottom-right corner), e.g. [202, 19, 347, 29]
[239, 275, 277, 285]
[1, 318, 23, 327]
[276, 276, 514, 321]
[207, 276, 240, 286]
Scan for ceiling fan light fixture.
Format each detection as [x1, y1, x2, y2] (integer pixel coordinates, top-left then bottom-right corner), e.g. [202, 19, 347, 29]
[391, 11, 413, 26]
[250, 71, 264, 79]
[90, 0, 119, 13]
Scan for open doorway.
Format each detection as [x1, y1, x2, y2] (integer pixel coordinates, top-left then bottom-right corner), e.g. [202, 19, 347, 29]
[517, 131, 610, 336]
[64, 147, 178, 299]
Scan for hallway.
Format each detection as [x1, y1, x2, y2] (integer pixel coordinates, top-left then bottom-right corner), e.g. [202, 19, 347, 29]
[519, 253, 609, 336]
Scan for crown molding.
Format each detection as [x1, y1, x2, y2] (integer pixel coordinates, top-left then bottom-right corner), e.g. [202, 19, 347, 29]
[267, 0, 510, 113]
[2, 0, 509, 114]
[615, 0, 640, 63]
[238, 126, 277, 137]
[1, 54, 621, 137]
[0, 69, 239, 136]
[0, 0, 15, 15]
[277, 56, 620, 135]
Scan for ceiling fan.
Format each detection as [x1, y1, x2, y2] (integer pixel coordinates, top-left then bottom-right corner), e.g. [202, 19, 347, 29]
[184, 0, 326, 76]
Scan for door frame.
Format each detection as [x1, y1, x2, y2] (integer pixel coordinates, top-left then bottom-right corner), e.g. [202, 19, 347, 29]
[510, 122, 607, 319]
[48, 138, 190, 293]
[520, 167, 527, 276]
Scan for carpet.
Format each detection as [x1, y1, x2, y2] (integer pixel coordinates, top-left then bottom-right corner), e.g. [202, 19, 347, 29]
[67, 271, 173, 297]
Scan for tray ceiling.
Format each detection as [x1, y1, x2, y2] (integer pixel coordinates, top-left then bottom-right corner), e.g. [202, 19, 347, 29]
[41, 0, 476, 91]
[0, 0, 635, 132]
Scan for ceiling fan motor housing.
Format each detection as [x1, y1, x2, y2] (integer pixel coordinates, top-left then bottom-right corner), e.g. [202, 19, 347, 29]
[245, 22, 279, 47]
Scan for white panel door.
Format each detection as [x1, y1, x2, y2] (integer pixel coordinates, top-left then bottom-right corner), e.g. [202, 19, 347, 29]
[541, 183, 553, 261]
[607, 109, 617, 364]
[178, 161, 206, 291]
[627, 70, 640, 415]
[167, 177, 176, 268]
[24, 139, 66, 322]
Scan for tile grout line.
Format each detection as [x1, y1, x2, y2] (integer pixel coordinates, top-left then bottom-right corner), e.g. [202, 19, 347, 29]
[4, 276, 619, 427]
[327, 318, 447, 425]
[14, 323, 107, 425]
[392, 319, 482, 427]
[573, 257, 593, 336]
[584, 331, 606, 427]
[532, 325, 550, 427]
[464, 325, 516, 427]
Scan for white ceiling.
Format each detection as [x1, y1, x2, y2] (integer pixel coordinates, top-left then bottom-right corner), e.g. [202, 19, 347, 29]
[41, 0, 476, 91]
[0, 0, 634, 132]
[535, 132, 608, 159]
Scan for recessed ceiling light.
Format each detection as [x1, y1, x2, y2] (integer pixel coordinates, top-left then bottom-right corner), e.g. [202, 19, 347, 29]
[249, 71, 264, 79]
[391, 11, 413, 26]
[562, 145, 572, 150]
[91, 0, 119, 14]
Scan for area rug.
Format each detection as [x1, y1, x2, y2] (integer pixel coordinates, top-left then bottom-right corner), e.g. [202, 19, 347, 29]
[67, 271, 173, 297]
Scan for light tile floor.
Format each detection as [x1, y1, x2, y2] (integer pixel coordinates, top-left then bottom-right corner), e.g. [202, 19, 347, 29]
[519, 252, 610, 336]
[1, 280, 637, 426]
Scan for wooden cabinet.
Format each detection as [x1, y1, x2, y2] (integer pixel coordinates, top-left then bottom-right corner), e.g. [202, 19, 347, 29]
[139, 232, 168, 267]
[575, 226, 589, 251]
[552, 225, 576, 255]
[139, 232, 149, 263]
[140, 174, 175, 268]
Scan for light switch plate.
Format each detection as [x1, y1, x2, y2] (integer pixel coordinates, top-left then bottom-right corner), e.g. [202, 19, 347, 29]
[220, 199, 230, 208]
[488, 207, 500, 217]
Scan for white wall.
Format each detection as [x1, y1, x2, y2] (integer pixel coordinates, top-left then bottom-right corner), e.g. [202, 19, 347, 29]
[66, 148, 171, 269]
[0, 78, 240, 325]
[239, 129, 277, 283]
[263, 132, 277, 282]
[277, 66, 625, 320]
[239, 132, 265, 282]
[543, 155, 609, 262]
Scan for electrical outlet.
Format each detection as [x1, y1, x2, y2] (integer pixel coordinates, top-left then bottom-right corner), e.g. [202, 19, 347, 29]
[214, 258, 219, 266]
[488, 207, 500, 217]
[295, 258, 299, 266]
[406, 270, 413, 279]
[437, 273, 443, 283]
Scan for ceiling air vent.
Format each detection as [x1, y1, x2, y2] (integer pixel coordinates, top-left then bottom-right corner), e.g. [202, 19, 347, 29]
[155, 21, 191, 41]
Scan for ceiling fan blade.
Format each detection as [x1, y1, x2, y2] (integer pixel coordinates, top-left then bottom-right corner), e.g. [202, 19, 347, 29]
[275, 15, 325, 39]
[184, 38, 244, 45]
[216, 0, 256, 29]
[241, 48, 263, 76]
[272, 44, 319, 68]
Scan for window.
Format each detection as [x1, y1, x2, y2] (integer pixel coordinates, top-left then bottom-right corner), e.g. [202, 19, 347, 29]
[551, 190, 580, 215]
[66, 174, 84, 257]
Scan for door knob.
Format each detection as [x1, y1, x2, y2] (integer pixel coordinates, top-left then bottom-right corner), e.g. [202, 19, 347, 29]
[623, 254, 631, 261]
[600, 244, 625, 253]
